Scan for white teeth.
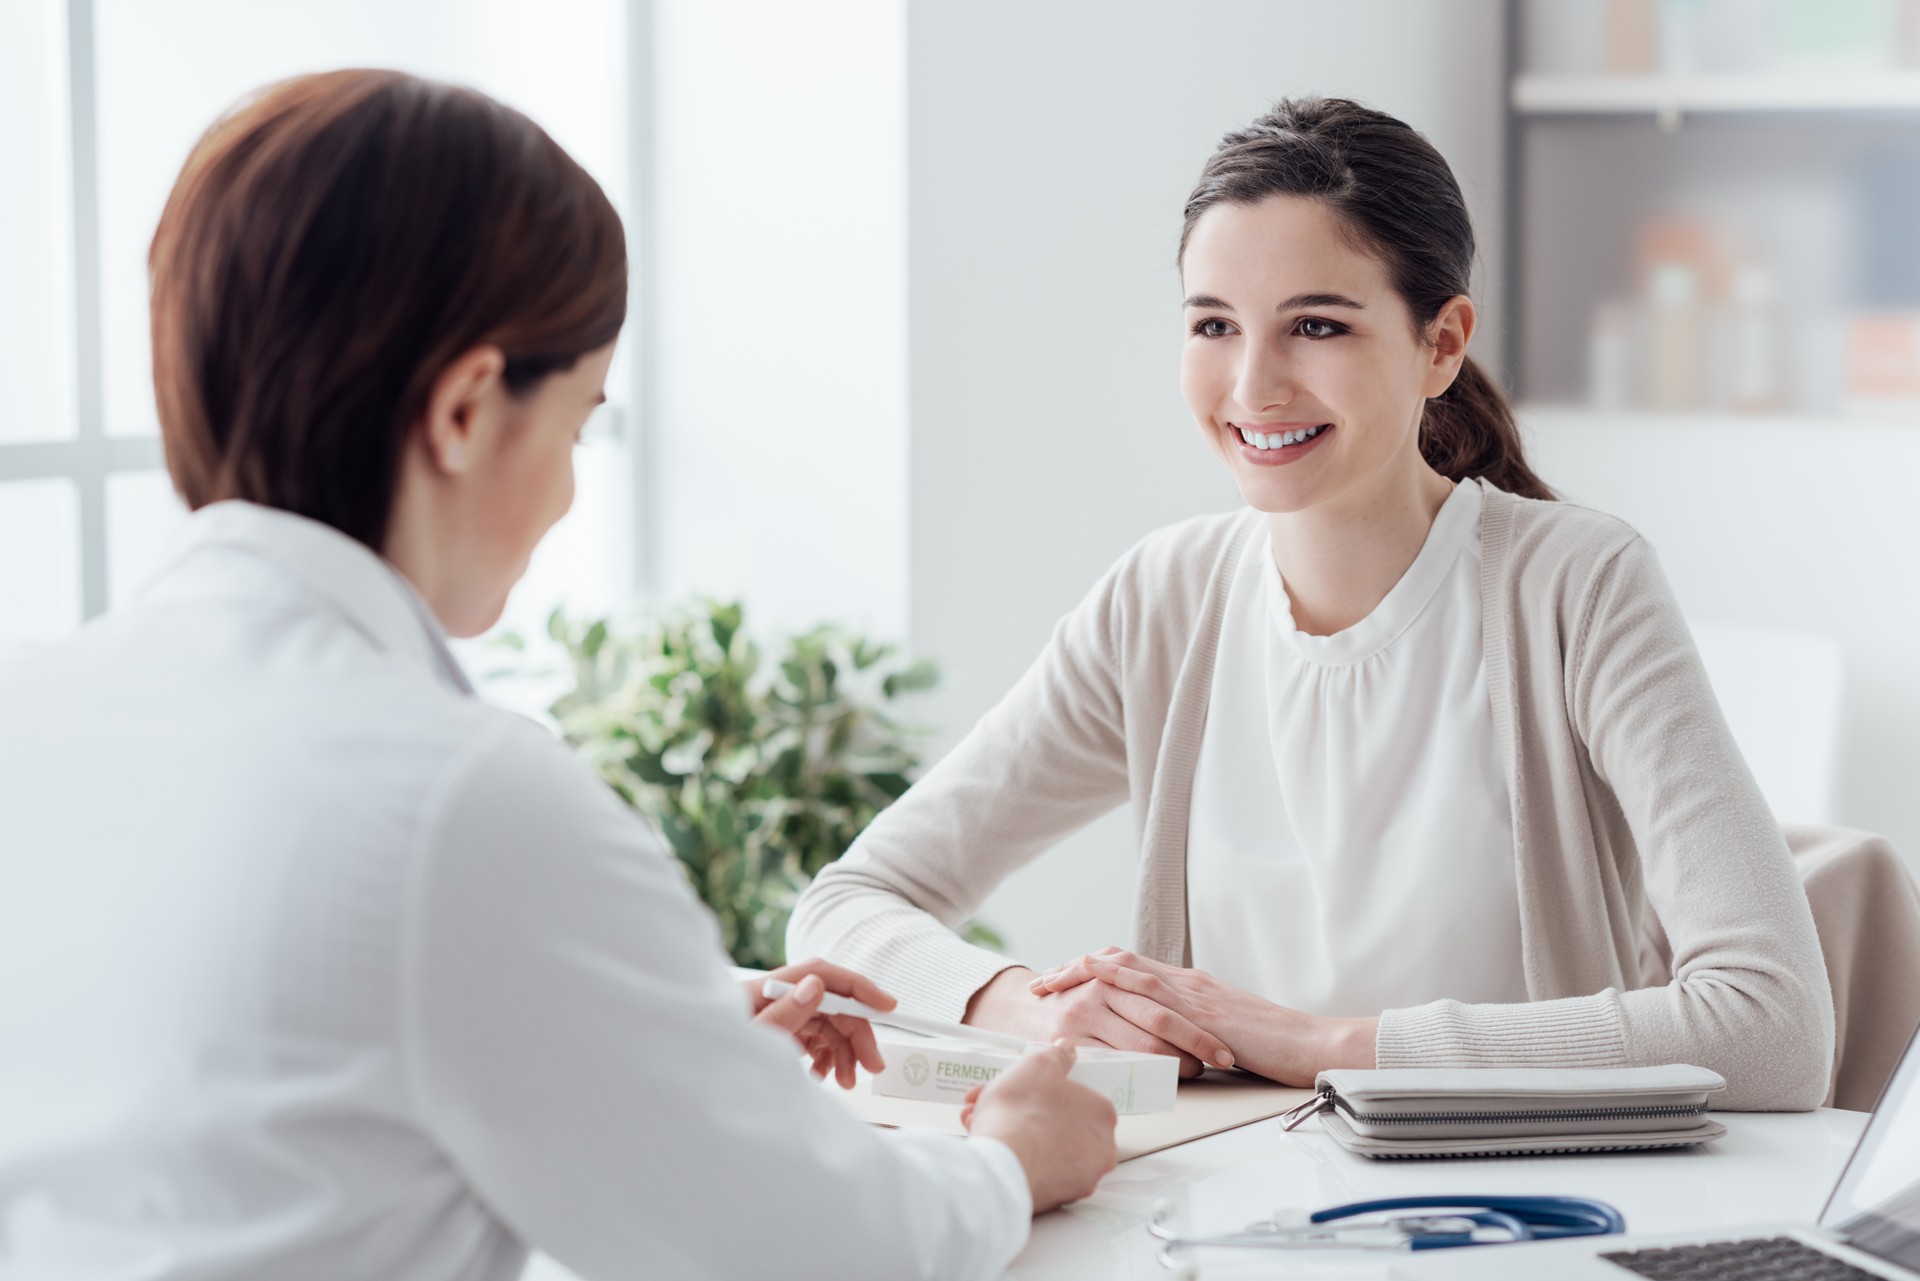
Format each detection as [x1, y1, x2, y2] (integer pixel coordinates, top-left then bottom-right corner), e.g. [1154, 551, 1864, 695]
[1238, 425, 1328, 450]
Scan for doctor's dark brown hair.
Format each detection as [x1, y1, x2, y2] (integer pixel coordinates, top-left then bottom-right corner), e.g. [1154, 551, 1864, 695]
[149, 68, 628, 550]
[1180, 97, 1552, 501]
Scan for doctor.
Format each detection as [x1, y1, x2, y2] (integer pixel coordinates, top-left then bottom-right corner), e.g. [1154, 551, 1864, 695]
[0, 69, 1114, 1280]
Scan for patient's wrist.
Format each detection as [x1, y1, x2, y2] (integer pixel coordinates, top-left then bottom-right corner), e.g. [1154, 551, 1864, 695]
[964, 966, 1040, 1036]
[1321, 1015, 1379, 1071]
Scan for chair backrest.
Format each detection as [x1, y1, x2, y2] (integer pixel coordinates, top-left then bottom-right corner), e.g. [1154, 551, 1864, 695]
[1787, 824, 1920, 1111]
[1690, 621, 1845, 825]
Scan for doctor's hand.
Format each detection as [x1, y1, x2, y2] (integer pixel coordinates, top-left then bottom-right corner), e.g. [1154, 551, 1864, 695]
[1026, 947, 1378, 1087]
[747, 958, 894, 1090]
[961, 1042, 1118, 1214]
[962, 965, 1235, 1079]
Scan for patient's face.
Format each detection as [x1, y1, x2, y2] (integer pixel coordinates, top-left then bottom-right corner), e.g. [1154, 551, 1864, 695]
[1179, 196, 1442, 517]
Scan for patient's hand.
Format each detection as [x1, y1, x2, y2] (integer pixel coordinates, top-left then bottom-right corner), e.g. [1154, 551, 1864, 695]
[1025, 947, 1377, 1086]
[747, 958, 895, 1089]
[962, 964, 1233, 1077]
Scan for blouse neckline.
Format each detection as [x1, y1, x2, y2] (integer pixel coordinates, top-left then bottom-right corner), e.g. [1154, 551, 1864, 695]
[1263, 479, 1483, 667]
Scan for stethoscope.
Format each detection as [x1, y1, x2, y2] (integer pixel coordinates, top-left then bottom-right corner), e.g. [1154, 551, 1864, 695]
[1147, 1193, 1626, 1270]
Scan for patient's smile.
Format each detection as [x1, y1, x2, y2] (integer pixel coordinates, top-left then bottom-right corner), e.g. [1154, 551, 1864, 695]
[1230, 420, 1332, 465]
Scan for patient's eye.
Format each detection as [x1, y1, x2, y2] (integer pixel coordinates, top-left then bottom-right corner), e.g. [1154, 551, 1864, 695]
[1191, 317, 1235, 339]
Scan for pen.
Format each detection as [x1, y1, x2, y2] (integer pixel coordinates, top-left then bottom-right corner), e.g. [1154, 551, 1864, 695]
[760, 978, 1034, 1052]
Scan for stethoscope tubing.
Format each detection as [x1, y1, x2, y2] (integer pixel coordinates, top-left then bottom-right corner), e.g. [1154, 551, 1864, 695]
[1146, 1193, 1625, 1255]
[1314, 1194, 1627, 1241]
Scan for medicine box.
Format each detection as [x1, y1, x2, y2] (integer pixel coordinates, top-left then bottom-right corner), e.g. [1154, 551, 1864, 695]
[871, 1028, 1179, 1115]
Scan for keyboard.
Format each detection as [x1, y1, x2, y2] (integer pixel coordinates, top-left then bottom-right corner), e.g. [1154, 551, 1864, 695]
[1602, 1236, 1881, 1280]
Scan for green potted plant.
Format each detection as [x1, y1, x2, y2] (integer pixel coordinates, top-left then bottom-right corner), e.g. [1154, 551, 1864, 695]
[539, 600, 1000, 969]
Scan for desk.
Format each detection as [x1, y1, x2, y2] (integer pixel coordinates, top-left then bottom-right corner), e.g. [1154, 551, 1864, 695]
[519, 1105, 1868, 1281]
[1008, 1107, 1870, 1279]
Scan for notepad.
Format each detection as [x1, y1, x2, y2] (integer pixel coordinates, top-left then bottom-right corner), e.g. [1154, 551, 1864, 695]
[838, 1063, 1313, 1161]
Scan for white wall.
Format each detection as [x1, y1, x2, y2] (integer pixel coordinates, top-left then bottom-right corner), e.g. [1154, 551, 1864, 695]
[903, 0, 1510, 967]
[650, 0, 909, 641]
[1527, 410, 1920, 871]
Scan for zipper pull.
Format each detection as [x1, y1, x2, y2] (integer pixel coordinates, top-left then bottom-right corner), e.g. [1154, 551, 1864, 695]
[1280, 1088, 1333, 1132]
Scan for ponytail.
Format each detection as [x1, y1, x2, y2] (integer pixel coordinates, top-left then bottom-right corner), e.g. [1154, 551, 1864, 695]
[1420, 356, 1554, 501]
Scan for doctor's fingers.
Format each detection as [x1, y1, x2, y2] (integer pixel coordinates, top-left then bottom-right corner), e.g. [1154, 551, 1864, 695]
[805, 1039, 836, 1081]
[824, 1011, 887, 1075]
[768, 957, 899, 1012]
[753, 973, 827, 1036]
[1098, 986, 1230, 1071]
[796, 1016, 864, 1088]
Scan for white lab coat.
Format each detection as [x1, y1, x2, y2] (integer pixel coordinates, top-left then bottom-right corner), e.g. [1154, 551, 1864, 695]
[0, 500, 1029, 1281]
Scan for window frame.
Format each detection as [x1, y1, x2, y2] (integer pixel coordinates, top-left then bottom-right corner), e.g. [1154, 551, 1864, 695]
[0, 0, 163, 621]
[0, 0, 657, 627]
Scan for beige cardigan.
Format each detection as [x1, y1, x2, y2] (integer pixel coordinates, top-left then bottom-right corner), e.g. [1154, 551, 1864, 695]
[788, 481, 1836, 1109]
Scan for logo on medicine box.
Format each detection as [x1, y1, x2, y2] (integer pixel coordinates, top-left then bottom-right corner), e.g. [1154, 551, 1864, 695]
[899, 1052, 1008, 1089]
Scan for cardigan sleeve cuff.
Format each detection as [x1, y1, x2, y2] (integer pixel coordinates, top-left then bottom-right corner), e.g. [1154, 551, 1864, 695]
[1377, 992, 1630, 1069]
[822, 907, 1026, 1025]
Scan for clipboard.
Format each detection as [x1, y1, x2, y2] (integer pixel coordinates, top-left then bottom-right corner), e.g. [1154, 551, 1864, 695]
[831, 1067, 1314, 1162]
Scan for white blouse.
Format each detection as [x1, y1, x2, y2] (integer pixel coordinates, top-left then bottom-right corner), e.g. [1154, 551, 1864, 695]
[1187, 480, 1529, 1017]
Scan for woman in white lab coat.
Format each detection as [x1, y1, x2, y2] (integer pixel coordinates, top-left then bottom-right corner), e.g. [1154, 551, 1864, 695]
[0, 69, 1112, 1281]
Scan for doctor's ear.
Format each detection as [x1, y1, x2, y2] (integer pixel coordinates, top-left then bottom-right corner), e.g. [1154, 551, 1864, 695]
[419, 345, 509, 476]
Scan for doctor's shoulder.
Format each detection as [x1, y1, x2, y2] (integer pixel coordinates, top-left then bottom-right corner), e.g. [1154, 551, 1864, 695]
[403, 699, 678, 883]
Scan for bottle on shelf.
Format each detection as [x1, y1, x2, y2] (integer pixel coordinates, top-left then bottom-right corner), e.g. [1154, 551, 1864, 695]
[1588, 299, 1637, 410]
[1636, 216, 1727, 411]
[1729, 265, 1782, 413]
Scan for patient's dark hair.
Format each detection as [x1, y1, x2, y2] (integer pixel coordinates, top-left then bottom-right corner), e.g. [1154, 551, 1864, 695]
[149, 68, 629, 550]
[1180, 96, 1552, 501]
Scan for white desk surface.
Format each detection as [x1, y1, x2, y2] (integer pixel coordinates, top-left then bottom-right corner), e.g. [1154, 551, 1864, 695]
[1007, 1106, 1870, 1280]
[521, 1104, 1869, 1281]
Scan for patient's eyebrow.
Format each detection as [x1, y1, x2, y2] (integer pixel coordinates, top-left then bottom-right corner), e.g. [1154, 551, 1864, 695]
[1280, 292, 1365, 311]
[1182, 291, 1367, 312]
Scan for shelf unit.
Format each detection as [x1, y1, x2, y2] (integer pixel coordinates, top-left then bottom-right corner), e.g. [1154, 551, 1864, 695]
[1514, 72, 1920, 118]
[1517, 402, 1920, 433]
[1501, 5, 1920, 411]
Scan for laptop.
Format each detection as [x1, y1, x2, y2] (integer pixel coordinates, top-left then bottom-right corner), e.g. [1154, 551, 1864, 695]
[1394, 1026, 1920, 1280]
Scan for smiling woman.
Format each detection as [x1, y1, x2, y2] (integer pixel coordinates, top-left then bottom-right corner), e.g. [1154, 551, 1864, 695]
[789, 96, 1839, 1113]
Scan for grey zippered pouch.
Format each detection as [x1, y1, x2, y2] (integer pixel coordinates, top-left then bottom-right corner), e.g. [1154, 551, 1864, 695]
[1282, 1064, 1729, 1159]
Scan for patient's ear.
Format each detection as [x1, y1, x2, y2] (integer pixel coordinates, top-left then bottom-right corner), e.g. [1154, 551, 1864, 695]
[1422, 296, 1476, 398]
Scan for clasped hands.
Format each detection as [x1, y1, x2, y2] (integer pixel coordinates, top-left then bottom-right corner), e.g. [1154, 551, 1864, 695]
[966, 946, 1378, 1086]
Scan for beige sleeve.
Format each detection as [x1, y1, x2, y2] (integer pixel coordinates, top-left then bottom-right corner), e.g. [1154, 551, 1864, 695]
[785, 564, 1134, 1022]
[1378, 536, 1835, 1111]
